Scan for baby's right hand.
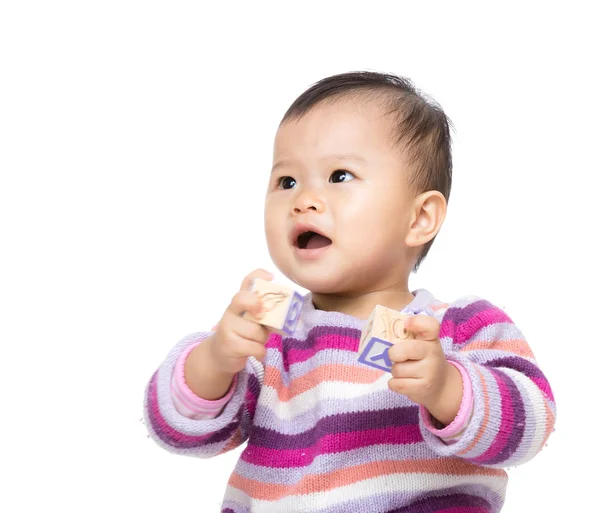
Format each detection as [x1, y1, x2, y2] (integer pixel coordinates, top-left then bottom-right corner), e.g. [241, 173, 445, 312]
[206, 269, 273, 375]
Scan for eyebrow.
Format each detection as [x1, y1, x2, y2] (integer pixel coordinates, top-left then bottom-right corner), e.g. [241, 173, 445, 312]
[271, 153, 367, 173]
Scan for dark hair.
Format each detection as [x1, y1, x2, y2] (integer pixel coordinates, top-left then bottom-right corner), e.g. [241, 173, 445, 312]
[280, 71, 454, 272]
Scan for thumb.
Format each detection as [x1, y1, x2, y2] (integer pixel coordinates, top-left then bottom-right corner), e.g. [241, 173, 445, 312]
[405, 314, 440, 341]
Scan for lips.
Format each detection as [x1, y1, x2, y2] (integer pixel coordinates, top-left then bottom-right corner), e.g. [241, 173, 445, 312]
[291, 223, 333, 250]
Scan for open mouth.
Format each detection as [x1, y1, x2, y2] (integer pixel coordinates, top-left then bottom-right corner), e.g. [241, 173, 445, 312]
[296, 231, 333, 250]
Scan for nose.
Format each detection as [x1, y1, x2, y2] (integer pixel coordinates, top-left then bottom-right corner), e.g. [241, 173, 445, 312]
[292, 189, 325, 214]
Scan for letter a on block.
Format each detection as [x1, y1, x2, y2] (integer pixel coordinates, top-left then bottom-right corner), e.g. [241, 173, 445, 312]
[244, 278, 303, 335]
[358, 305, 413, 372]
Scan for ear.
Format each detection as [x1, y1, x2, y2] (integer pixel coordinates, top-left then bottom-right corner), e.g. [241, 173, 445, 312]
[405, 191, 447, 248]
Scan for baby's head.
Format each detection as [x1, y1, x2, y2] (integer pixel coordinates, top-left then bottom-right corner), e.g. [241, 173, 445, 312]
[265, 71, 453, 298]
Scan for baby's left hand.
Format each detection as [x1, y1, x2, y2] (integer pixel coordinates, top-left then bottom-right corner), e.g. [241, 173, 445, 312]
[387, 314, 456, 416]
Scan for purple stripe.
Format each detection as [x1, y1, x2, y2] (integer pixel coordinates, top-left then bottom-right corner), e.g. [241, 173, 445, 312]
[389, 492, 492, 512]
[267, 326, 362, 371]
[440, 301, 513, 345]
[440, 300, 493, 336]
[266, 325, 362, 351]
[473, 368, 525, 465]
[146, 371, 240, 449]
[249, 406, 419, 448]
[242, 425, 423, 468]
[486, 356, 555, 402]
[244, 373, 260, 418]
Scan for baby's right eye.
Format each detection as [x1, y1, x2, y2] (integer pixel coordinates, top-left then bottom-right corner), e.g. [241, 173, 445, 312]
[278, 176, 297, 190]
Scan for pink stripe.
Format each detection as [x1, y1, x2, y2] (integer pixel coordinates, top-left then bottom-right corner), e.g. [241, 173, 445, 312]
[171, 374, 223, 414]
[173, 341, 236, 412]
[267, 333, 359, 366]
[148, 373, 215, 445]
[171, 375, 234, 414]
[532, 376, 555, 402]
[472, 369, 514, 463]
[421, 360, 474, 438]
[439, 320, 455, 341]
[440, 307, 511, 343]
[241, 425, 422, 468]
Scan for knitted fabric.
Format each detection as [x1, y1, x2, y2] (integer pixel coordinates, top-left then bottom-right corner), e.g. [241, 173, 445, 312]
[143, 289, 556, 512]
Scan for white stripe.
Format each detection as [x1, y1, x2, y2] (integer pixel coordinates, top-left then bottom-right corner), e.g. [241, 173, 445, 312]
[456, 362, 503, 460]
[225, 472, 507, 513]
[440, 322, 525, 348]
[502, 368, 548, 465]
[259, 374, 391, 420]
[440, 406, 474, 443]
[248, 356, 265, 385]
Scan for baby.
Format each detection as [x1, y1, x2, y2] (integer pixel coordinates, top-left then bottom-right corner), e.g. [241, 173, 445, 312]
[143, 71, 556, 512]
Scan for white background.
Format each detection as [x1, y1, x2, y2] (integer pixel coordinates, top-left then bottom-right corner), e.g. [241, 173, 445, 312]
[1, 1, 598, 511]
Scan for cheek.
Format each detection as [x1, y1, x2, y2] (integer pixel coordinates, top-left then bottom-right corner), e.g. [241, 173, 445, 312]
[265, 226, 290, 275]
[338, 195, 394, 238]
[264, 198, 280, 230]
[340, 204, 406, 259]
[264, 208, 286, 252]
[264, 218, 280, 248]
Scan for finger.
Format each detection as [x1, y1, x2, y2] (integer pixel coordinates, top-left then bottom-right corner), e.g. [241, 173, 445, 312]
[223, 332, 267, 361]
[240, 269, 274, 292]
[232, 316, 271, 344]
[404, 314, 440, 342]
[242, 340, 267, 361]
[388, 377, 419, 396]
[228, 290, 264, 317]
[390, 360, 424, 379]
[388, 339, 428, 363]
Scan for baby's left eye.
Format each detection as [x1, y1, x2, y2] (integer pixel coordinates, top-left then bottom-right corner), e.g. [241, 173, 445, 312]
[329, 170, 355, 183]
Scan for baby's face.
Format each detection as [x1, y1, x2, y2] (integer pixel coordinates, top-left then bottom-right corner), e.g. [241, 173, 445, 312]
[265, 99, 418, 295]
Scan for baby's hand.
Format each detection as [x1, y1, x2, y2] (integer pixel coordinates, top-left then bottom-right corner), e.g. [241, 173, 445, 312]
[387, 315, 459, 420]
[206, 269, 273, 375]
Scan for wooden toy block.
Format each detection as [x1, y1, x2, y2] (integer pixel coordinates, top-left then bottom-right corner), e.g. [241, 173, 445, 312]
[244, 278, 303, 335]
[357, 305, 413, 372]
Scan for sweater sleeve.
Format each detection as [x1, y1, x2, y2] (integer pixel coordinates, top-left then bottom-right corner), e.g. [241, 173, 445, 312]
[419, 296, 556, 469]
[421, 360, 475, 442]
[170, 340, 238, 420]
[143, 331, 264, 458]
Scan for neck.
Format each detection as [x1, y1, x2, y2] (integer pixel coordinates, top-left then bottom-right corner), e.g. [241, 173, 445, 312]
[311, 285, 415, 320]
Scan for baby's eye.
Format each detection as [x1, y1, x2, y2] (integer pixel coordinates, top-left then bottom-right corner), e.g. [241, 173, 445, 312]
[278, 176, 297, 190]
[330, 169, 355, 183]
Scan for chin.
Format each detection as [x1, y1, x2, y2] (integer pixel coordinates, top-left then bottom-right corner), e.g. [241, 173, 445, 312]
[288, 268, 353, 295]
[271, 246, 360, 294]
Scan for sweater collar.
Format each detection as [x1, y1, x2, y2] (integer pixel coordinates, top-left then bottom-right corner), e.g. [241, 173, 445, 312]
[295, 288, 440, 333]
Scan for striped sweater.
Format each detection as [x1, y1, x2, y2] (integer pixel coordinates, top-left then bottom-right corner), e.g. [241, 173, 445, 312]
[143, 288, 556, 512]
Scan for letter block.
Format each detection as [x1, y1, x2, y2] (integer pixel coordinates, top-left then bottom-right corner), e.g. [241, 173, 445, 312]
[357, 305, 414, 372]
[244, 278, 303, 335]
